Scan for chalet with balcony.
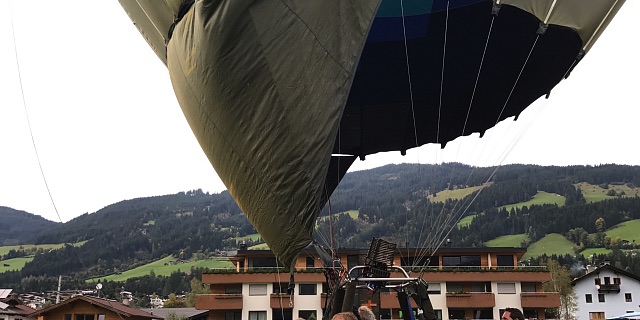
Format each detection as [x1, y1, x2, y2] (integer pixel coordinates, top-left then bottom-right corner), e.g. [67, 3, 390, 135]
[196, 247, 559, 320]
[572, 263, 640, 320]
[28, 295, 159, 320]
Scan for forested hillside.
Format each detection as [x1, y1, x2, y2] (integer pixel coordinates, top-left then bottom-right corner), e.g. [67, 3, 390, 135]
[2, 163, 640, 295]
[0, 206, 58, 245]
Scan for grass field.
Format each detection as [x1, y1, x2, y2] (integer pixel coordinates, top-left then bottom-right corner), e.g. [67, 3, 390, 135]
[429, 184, 489, 203]
[457, 214, 478, 228]
[485, 234, 528, 248]
[249, 243, 270, 250]
[86, 255, 234, 282]
[522, 233, 575, 260]
[231, 233, 262, 242]
[575, 182, 640, 203]
[0, 241, 87, 257]
[606, 219, 640, 243]
[0, 256, 33, 272]
[580, 247, 612, 258]
[500, 191, 565, 212]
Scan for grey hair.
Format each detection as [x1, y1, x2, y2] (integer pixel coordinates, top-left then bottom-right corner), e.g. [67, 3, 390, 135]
[358, 306, 376, 320]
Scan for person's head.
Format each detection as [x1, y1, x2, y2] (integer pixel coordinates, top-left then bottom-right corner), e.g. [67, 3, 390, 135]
[358, 306, 376, 320]
[501, 308, 524, 320]
[332, 312, 358, 320]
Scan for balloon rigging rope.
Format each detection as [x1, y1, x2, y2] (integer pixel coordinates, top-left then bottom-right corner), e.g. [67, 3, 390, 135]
[400, 0, 419, 256]
[436, 0, 450, 145]
[417, 14, 499, 260]
[8, 1, 64, 225]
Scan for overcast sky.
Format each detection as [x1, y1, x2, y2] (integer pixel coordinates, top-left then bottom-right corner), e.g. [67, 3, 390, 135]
[1, 1, 638, 223]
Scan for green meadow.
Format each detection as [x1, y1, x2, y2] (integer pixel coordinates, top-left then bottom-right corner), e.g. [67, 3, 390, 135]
[485, 234, 528, 248]
[606, 219, 640, 243]
[87, 255, 234, 282]
[429, 184, 489, 203]
[522, 233, 574, 260]
[500, 191, 565, 212]
[0, 257, 33, 273]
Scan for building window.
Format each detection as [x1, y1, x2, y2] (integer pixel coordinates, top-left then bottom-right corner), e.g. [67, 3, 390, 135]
[472, 309, 492, 319]
[598, 293, 605, 302]
[585, 294, 593, 303]
[471, 282, 491, 293]
[589, 312, 605, 320]
[75, 315, 94, 320]
[448, 309, 465, 320]
[64, 315, 72, 320]
[433, 310, 443, 320]
[306, 257, 315, 268]
[604, 277, 611, 285]
[225, 284, 242, 294]
[595, 278, 601, 285]
[272, 309, 292, 320]
[249, 311, 267, 320]
[521, 282, 536, 293]
[523, 309, 538, 319]
[497, 283, 516, 294]
[426, 282, 441, 294]
[98, 315, 105, 320]
[249, 284, 267, 296]
[614, 278, 621, 284]
[299, 283, 317, 295]
[273, 282, 288, 294]
[626, 293, 632, 302]
[225, 311, 241, 320]
[299, 310, 317, 320]
[442, 255, 480, 267]
[497, 255, 515, 267]
[446, 282, 464, 293]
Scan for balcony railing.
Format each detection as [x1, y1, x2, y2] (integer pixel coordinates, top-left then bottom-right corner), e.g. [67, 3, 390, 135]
[270, 294, 294, 309]
[598, 284, 621, 293]
[195, 294, 243, 310]
[446, 293, 495, 308]
[521, 292, 561, 308]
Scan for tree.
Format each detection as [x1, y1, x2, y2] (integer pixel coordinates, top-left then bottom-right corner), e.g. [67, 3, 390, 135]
[163, 293, 186, 308]
[185, 278, 209, 307]
[543, 260, 577, 320]
[595, 217, 606, 232]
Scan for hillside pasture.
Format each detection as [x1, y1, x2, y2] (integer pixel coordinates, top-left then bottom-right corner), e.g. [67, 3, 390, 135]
[606, 219, 640, 243]
[0, 241, 87, 257]
[500, 191, 565, 212]
[485, 234, 528, 248]
[522, 233, 574, 260]
[575, 182, 640, 203]
[0, 257, 33, 273]
[457, 214, 477, 228]
[580, 247, 612, 259]
[428, 183, 490, 203]
[87, 255, 234, 282]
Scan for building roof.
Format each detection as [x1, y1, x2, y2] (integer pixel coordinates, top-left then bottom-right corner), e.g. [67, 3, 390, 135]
[0, 289, 13, 299]
[0, 293, 36, 316]
[141, 308, 208, 320]
[571, 263, 640, 285]
[29, 296, 160, 319]
[237, 246, 527, 257]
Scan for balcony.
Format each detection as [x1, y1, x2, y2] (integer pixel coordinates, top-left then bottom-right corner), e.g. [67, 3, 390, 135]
[521, 292, 561, 308]
[195, 294, 243, 310]
[446, 293, 495, 308]
[270, 294, 293, 309]
[379, 292, 417, 309]
[598, 284, 621, 293]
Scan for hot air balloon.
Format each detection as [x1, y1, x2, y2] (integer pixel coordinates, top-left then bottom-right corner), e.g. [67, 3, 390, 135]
[118, 0, 625, 270]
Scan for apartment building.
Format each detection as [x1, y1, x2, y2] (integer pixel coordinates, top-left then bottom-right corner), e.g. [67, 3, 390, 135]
[196, 247, 559, 320]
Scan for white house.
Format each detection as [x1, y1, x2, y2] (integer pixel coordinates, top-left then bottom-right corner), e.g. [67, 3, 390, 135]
[572, 263, 640, 320]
